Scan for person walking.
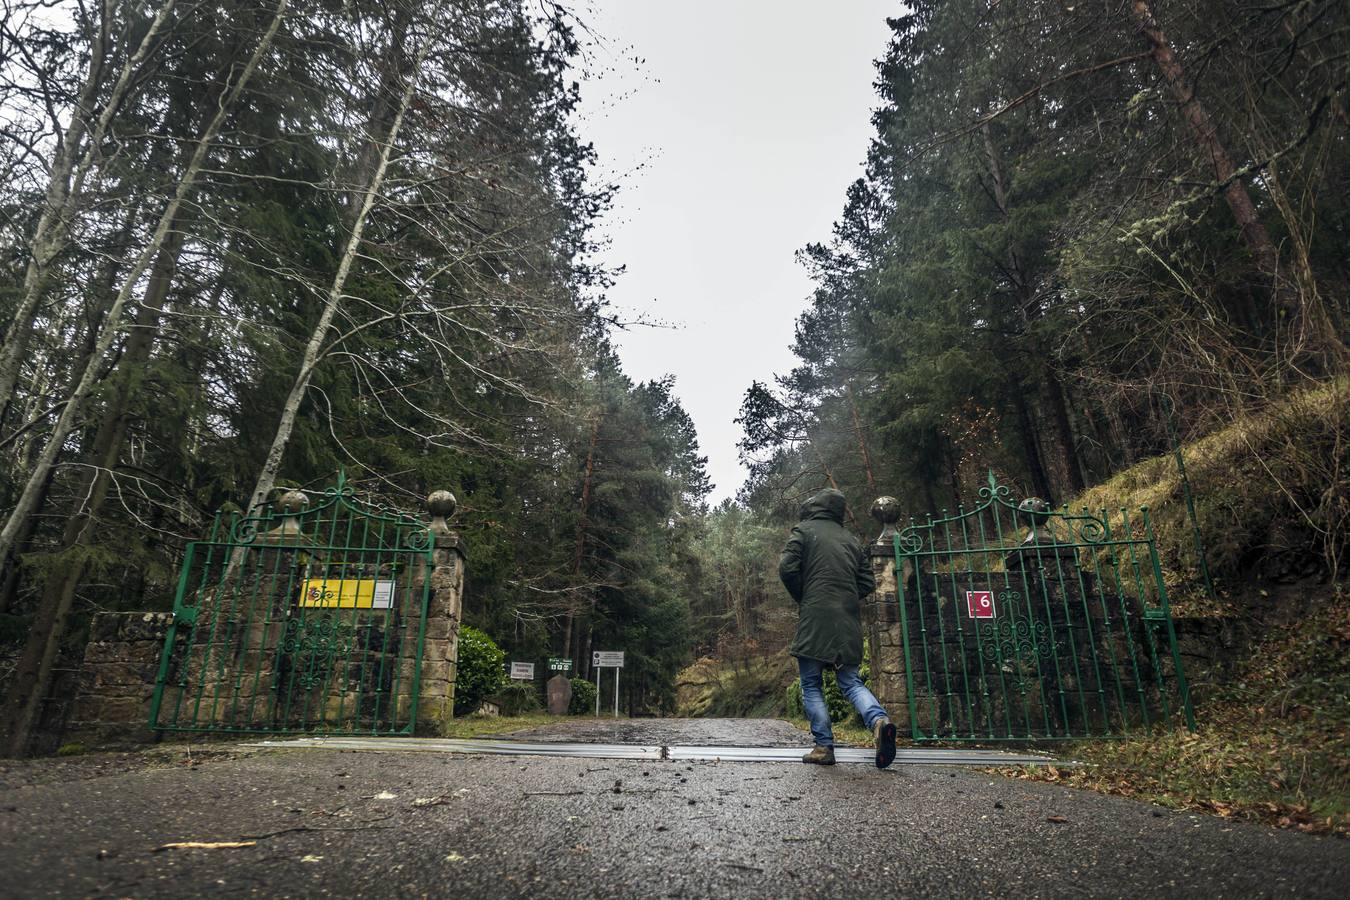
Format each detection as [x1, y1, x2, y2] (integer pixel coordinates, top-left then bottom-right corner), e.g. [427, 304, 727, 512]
[779, 488, 897, 768]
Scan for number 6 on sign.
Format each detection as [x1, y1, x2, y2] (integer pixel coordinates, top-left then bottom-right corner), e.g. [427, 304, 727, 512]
[966, 590, 995, 619]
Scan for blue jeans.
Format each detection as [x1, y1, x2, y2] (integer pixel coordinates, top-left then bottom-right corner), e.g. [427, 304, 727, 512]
[797, 656, 888, 748]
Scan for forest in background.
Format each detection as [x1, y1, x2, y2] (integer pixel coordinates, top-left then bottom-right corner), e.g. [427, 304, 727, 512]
[0, 0, 710, 756]
[695, 0, 1347, 674]
[0, 0, 1346, 757]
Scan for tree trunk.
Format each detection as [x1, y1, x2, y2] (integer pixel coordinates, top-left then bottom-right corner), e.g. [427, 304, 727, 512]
[0, 221, 186, 756]
[0, 0, 180, 427]
[845, 383, 877, 491]
[563, 413, 601, 659]
[1043, 368, 1085, 494]
[1011, 385, 1054, 503]
[805, 432, 860, 528]
[1129, 0, 1291, 316]
[982, 123, 1083, 495]
[920, 478, 937, 517]
[0, 0, 286, 626]
[243, 28, 426, 517]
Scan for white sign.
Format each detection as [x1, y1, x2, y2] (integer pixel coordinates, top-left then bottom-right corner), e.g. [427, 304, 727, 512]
[592, 651, 624, 668]
[509, 662, 535, 680]
[371, 580, 395, 609]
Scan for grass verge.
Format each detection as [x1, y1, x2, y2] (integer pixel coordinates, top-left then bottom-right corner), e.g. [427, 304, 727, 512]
[994, 599, 1348, 837]
[440, 712, 570, 740]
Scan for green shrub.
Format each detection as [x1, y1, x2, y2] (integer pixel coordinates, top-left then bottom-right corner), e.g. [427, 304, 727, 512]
[56, 743, 87, 757]
[453, 626, 505, 716]
[568, 676, 598, 715]
[491, 681, 541, 716]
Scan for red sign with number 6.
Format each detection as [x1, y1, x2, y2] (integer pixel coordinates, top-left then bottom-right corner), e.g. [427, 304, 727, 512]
[966, 590, 995, 619]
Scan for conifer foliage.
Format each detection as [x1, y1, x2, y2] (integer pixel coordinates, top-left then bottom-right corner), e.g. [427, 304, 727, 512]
[739, 0, 1348, 521]
[0, 0, 709, 752]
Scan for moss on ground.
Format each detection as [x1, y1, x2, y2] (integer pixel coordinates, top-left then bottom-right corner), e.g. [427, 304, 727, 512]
[996, 597, 1348, 836]
[1074, 379, 1347, 615]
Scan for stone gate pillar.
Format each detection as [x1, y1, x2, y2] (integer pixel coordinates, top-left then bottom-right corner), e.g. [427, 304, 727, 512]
[864, 497, 908, 733]
[415, 490, 465, 735]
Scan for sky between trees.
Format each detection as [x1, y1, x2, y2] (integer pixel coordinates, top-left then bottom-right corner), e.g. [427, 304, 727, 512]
[578, 1, 898, 500]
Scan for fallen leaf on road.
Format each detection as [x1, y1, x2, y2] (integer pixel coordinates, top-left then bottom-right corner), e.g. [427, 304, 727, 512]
[445, 853, 468, 863]
[1046, 815, 1069, 824]
[411, 796, 450, 808]
[369, 791, 397, 800]
[299, 855, 323, 863]
[155, 841, 257, 851]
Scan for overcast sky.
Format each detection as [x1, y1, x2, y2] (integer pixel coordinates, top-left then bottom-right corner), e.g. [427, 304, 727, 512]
[573, 2, 898, 501]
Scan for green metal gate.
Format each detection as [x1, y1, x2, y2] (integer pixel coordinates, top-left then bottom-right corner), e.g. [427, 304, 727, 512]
[149, 474, 433, 735]
[894, 474, 1196, 741]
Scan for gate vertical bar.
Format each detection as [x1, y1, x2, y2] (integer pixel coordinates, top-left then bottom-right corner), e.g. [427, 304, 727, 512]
[885, 474, 1194, 742]
[893, 530, 921, 741]
[1143, 507, 1197, 731]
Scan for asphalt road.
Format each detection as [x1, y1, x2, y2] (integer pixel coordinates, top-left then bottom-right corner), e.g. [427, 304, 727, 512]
[0, 718, 1345, 898]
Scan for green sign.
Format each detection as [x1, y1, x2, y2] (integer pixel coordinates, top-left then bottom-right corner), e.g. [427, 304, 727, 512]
[548, 657, 573, 672]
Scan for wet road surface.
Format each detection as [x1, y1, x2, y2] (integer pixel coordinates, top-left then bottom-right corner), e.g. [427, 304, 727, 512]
[1, 718, 1346, 898]
[249, 735, 1059, 766]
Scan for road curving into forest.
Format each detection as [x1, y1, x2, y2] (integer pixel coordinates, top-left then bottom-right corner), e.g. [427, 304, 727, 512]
[0, 718, 1345, 898]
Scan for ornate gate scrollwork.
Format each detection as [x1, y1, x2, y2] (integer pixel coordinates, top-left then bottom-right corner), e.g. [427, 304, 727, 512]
[893, 472, 1195, 741]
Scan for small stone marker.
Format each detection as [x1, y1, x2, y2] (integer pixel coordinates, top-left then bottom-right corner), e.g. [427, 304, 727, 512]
[547, 674, 572, 715]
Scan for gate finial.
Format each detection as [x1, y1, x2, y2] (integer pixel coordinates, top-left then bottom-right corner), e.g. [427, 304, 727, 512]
[428, 490, 457, 536]
[870, 496, 901, 544]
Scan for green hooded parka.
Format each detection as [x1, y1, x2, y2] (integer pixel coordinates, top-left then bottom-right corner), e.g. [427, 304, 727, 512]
[778, 489, 876, 667]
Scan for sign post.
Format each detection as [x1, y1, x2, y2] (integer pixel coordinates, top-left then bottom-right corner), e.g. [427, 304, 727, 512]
[591, 651, 625, 717]
[547, 657, 573, 674]
[509, 661, 535, 680]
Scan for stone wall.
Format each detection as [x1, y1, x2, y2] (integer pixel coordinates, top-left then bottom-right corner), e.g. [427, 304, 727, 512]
[63, 612, 174, 745]
[64, 502, 468, 745]
[862, 544, 908, 731]
[413, 531, 465, 734]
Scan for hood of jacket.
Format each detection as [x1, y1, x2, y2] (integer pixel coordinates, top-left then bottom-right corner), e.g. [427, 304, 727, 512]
[798, 489, 847, 525]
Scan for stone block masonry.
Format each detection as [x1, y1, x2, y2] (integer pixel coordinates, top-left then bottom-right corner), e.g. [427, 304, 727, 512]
[63, 488, 468, 745]
[415, 530, 465, 735]
[864, 544, 908, 732]
[64, 612, 175, 745]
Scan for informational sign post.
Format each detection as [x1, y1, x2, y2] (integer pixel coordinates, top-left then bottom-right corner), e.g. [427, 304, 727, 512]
[592, 651, 624, 717]
[966, 590, 996, 619]
[509, 662, 535, 681]
[547, 657, 573, 673]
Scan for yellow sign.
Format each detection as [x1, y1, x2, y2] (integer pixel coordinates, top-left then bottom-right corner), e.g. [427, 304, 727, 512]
[299, 578, 395, 609]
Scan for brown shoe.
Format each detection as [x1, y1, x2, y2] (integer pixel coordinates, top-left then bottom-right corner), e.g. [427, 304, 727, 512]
[873, 716, 897, 769]
[802, 745, 835, 765]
